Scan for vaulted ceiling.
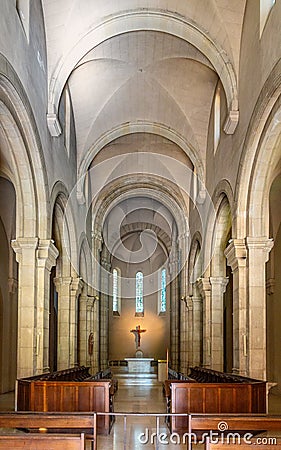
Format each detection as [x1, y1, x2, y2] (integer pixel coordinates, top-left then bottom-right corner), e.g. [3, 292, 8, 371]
[42, 0, 247, 174]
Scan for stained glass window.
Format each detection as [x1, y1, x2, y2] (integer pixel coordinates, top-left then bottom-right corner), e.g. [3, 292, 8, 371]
[160, 268, 166, 313]
[136, 271, 144, 313]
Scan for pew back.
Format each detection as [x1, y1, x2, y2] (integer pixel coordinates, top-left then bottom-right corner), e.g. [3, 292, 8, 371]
[169, 381, 266, 433]
[0, 433, 85, 449]
[205, 437, 281, 450]
[16, 380, 113, 434]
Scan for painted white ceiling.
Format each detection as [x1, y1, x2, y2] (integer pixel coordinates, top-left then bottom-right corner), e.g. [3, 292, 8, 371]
[41, 0, 247, 171]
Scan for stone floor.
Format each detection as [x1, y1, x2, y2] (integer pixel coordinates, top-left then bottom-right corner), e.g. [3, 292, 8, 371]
[1, 372, 281, 449]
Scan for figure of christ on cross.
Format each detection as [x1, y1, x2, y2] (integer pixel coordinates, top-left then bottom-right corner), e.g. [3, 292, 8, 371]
[130, 325, 146, 349]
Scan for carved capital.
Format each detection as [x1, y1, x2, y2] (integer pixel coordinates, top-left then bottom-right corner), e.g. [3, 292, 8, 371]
[224, 239, 247, 271]
[246, 237, 274, 264]
[210, 276, 229, 294]
[71, 277, 84, 297]
[196, 277, 211, 297]
[11, 237, 39, 263]
[36, 239, 59, 271]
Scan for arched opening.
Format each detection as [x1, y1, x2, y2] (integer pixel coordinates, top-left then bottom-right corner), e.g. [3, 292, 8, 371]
[0, 177, 18, 393]
[266, 173, 281, 393]
[49, 266, 58, 372]
[224, 262, 233, 373]
[211, 196, 233, 371]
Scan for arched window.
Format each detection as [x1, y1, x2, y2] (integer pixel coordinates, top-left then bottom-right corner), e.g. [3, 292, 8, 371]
[214, 86, 220, 153]
[159, 268, 167, 313]
[135, 271, 144, 316]
[112, 268, 121, 315]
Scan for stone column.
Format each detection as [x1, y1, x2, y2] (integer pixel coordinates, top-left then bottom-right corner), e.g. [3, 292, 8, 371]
[36, 240, 59, 373]
[8, 277, 18, 390]
[197, 278, 211, 367]
[246, 237, 273, 380]
[78, 291, 96, 372]
[178, 232, 189, 373]
[78, 291, 88, 367]
[12, 238, 58, 377]
[169, 258, 179, 371]
[180, 296, 188, 373]
[92, 232, 102, 371]
[70, 276, 83, 367]
[100, 247, 110, 370]
[192, 296, 203, 366]
[209, 277, 229, 371]
[54, 276, 72, 369]
[187, 296, 193, 368]
[225, 239, 248, 375]
[92, 293, 99, 373]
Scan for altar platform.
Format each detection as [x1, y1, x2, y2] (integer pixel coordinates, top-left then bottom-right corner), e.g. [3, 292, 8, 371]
[124, 357, 154, 373]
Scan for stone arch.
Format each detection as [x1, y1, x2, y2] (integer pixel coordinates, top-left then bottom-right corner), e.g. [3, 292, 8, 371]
[209, 192, 233, 371]
[236, 59, 281, 238]
[50, 184, 78, 276]
[78, 234, 92, 287]
[211, 194, 232, 277]
[92, 177, 189, 242]
[50, 188, 80, 369]
[188, 232, 203, 289]
[0, 54, 49, 238]
[48, 10, 238, 133]
[0, 178, 18, 392]
[77, 123, 205, 191]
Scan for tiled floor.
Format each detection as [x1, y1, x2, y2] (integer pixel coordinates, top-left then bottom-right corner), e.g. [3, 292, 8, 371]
[1, 373, 281, 449]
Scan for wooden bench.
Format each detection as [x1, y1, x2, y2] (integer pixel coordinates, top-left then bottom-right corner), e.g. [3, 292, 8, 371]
[189, 367, 257, 383]
[205, 437, 281, 449]
[167, 380, 266, 433]
[16, 379, 114, 435]
[190, 414, 281, 433]
[0, 433, 85, 449]
[0, 412, 96, 449]
[188, 414, 281, 449]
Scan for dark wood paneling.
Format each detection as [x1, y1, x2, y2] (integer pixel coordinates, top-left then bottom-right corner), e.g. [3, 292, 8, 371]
[17, 380, 113, 434]
[169, 381, 266, 433]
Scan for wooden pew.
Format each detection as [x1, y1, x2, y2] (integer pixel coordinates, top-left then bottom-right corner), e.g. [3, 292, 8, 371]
[190, 414, 281, 433]
[205, 438, 281, 449]
[0, 433, 85, 449]
[0, 412, 96, 449]
[16, 380, 113, 435]
[188, 414, 281, 449]
[168, 381, 266, 433]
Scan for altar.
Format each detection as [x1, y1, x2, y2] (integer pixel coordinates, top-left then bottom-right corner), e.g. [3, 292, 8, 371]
[125, 358, 154, 373]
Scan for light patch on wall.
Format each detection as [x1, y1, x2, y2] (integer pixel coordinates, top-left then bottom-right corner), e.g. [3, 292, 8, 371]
[260, 0, 276, 37]
[16, 0, 30, 43]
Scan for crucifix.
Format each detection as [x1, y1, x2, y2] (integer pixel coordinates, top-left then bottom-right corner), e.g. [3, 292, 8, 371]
[130, 324, 146, 349]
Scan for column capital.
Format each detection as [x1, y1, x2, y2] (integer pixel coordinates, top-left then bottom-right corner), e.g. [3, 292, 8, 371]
[192, 296, 203, 308]
[196, 277, 211, 296]
[36, 239, 59, 271]
[210, 276, 229, 293]
[53, 276, 72, 289]
[246, 237, 274, 263]
[11, 237, 39, 262]
[224, 239, 247, 271]
[70, 277, 84, 296]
